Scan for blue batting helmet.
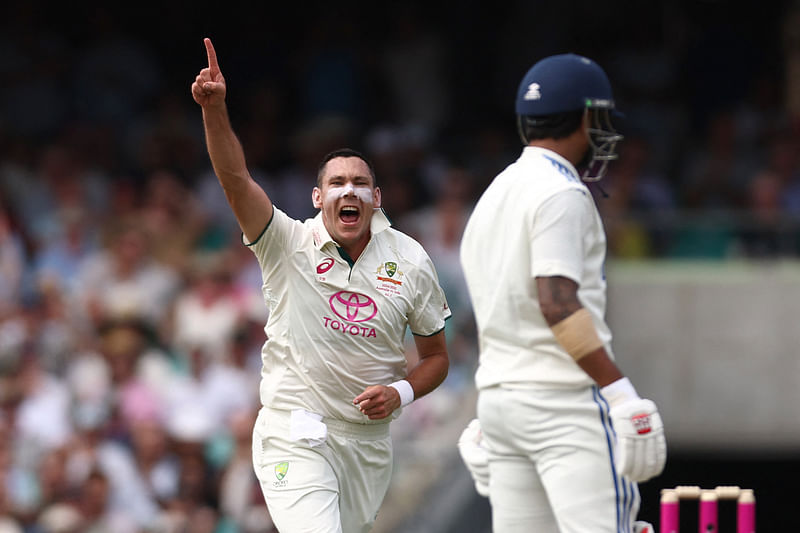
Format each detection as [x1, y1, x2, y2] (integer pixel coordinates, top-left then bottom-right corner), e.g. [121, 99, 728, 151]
[516, 53, 615, 116]
[515, 53, 622, 181]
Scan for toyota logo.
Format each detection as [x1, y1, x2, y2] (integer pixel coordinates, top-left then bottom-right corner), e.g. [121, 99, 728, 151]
[329, 291, 377, 322]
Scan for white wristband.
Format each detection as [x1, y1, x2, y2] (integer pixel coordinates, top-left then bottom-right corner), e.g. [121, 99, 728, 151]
[600, 377, 640, 408]
[389, 380, 415, 407]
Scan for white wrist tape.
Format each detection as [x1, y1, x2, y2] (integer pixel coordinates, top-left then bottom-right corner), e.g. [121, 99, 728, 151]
[389, 380, 414, 407]
[600, 377, 640, 408]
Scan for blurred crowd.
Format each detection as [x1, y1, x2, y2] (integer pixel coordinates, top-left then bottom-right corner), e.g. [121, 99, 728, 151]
[1, 2, 800, 532]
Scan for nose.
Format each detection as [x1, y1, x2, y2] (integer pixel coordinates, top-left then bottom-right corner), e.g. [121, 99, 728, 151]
[339, 183, 356, 198]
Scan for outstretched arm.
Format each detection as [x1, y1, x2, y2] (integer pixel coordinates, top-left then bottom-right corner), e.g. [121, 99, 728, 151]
[191, 37, 272, 242]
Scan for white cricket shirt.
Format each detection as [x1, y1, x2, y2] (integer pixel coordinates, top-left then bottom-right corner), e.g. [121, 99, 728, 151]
[246, 207, 450, 423]
[460, 146, 613, 389]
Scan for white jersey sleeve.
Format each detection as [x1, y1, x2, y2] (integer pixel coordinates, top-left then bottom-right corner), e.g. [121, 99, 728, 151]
[243, 207, 302, 275]
[530, 189, 594, 284]
[408, 250, 451, 336]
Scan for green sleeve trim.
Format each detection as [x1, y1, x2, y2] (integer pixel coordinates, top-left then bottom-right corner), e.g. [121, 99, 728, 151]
[243, 207, 275, 247]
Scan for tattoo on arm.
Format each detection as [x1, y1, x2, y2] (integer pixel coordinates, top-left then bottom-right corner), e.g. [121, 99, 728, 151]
[537, 276, 582, 325]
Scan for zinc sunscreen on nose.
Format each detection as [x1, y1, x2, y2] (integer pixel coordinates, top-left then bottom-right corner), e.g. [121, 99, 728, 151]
[326, 184, 373, 204]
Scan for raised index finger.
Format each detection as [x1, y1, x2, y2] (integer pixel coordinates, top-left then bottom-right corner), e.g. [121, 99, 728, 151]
[204, 38, 220, 75]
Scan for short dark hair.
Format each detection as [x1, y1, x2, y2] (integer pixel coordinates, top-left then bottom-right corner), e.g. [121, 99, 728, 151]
[317, 148, 377, 187]
[517, 110, 584, 143]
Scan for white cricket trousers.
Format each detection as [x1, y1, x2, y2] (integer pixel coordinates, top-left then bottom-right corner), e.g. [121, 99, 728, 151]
[477, 385, 640, 533]
[252, 407, 393, 533]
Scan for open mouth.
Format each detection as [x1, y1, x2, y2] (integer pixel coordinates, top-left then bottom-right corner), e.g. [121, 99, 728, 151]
[339, 205, 360, 224]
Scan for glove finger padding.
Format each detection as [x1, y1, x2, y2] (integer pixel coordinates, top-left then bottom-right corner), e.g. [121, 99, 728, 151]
[609, 398, 667, 482]
[457, 419, 490, 497]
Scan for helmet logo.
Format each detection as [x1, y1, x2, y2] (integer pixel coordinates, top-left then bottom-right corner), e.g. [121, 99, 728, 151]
[523, 82, 541, 101]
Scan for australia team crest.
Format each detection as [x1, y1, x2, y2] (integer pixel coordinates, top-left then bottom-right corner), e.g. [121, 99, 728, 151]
[275, 461, 289, 480]
[375, 260, 404, 296]
[273, 461, 289, 488]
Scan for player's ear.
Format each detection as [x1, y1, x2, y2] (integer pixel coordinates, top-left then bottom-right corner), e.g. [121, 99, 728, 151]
[373, 186, 381, 208]
[312, 187, 323, 209]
